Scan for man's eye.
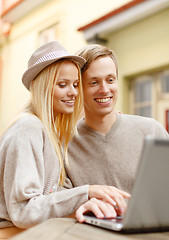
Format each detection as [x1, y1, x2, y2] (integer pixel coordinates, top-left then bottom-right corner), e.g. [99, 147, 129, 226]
[108, 78, 115, 83]
[90, 81, 97, 85]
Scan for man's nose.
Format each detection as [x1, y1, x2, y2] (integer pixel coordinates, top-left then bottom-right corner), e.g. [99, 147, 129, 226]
[98, 82, 109, 94]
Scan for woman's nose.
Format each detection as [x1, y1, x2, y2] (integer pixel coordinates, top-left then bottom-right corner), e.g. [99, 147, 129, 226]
[68, 85, 78, 97]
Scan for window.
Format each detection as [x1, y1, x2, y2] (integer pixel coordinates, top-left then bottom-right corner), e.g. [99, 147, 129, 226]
[132, 76, 153, 118]
[38, 23, 59, 46]
[129, 69, 169, 130]
[160, 70, 169, 94]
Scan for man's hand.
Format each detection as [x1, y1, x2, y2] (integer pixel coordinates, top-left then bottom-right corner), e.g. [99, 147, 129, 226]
[89, 185, 131, 214]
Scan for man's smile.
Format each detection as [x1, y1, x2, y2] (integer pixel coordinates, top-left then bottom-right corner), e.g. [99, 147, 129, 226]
[94, 97, 112, 103]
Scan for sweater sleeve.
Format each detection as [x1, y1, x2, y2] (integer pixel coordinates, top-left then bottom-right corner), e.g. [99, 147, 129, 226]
[130, 115, 169, 138]
[2, 117, 88, 228]
[152, 119, 169, 137]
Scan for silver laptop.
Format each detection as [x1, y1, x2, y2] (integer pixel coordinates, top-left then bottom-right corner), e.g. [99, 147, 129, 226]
[84, 135, 169, 233]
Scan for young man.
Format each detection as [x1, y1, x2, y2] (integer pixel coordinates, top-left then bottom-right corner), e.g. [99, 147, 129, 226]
[66, 44, 168, 195]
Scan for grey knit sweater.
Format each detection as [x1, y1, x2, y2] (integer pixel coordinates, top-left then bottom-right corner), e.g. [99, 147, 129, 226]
[67, 113, 169, 194]
[0, 114, 88, 229]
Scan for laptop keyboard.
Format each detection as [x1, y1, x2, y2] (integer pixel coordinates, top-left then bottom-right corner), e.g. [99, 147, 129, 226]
[84, 212, 123, 223]
[104, 215, 123, 223]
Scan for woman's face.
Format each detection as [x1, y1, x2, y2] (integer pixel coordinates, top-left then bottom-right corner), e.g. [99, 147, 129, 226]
[53, 61, 79, 117]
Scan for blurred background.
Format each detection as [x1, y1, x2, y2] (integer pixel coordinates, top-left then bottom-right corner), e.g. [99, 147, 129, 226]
[0, 0, 169, 132]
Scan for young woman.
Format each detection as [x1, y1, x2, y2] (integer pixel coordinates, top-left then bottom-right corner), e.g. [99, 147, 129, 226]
[0, 41, 124, 231]
[0, 41, 87, 229]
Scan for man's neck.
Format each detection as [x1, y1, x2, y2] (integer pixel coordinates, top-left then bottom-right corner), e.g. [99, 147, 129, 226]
[84, 112, 116, 135]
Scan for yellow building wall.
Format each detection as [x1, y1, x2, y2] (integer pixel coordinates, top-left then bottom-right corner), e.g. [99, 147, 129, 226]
[0, 0, 134, 131]
[107, 7, 169, 117]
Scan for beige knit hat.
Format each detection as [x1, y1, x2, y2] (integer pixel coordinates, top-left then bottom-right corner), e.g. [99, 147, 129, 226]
[22, 41, 86, 90]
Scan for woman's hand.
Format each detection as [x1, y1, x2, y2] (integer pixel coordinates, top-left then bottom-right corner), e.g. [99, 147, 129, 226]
[76, 198, 118, 223]
[89, 185, 131, 214]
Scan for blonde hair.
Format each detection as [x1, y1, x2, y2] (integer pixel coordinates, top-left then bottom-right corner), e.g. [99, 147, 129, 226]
[29, 59, 83, 185]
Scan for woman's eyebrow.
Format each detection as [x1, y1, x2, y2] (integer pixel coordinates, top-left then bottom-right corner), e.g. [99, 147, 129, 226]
[57, 78, 79, 81]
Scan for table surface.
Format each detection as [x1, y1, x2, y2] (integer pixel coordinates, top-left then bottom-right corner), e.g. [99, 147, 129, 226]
[9, 218, 169, 240]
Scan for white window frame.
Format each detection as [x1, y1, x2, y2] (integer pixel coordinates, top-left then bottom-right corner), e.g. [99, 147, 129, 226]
[129, 74, 156, 118]
[38, 22, 59, 46]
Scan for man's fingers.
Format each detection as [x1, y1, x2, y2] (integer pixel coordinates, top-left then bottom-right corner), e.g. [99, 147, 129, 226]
[118, 189, 131, 199]
[98, 189, 127, 213]
[88, 185, 130, 215]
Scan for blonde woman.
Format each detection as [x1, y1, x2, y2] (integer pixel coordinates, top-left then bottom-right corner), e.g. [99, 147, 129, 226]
[0, 41, 120, 232]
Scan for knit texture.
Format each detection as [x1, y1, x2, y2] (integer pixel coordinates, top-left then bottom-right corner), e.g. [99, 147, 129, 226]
[0, 114, 88, 228]
[67, 113, 169, 193]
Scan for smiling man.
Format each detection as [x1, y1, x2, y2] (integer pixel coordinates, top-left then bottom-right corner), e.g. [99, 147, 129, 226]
[66, 44, 169, 198]
[82, 53, 118, 135]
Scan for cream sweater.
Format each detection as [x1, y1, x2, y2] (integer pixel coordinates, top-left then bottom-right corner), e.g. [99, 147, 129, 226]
[0, 114, 88, 229]
[67, 113, 169, 194]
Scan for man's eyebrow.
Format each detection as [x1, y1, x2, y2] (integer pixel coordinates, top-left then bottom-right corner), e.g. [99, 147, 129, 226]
[87, 74, 116, 80]
[107, 74, 116, 78]
[88, 76, 98, 80]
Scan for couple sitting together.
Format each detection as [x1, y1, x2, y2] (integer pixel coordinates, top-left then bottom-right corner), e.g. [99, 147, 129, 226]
[0, 40, 168, 232]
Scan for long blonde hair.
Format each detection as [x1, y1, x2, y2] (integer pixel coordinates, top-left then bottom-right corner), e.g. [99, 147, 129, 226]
[29, 59, 83, 185]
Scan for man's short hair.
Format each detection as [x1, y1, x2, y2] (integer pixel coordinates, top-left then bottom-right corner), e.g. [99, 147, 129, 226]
[76, 44, 118, 77]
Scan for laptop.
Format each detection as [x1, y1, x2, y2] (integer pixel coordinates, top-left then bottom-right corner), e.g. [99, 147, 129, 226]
[83, 135, 169, 233]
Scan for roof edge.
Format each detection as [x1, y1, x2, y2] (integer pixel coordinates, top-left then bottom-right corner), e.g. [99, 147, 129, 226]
[78, 0, 146, 31]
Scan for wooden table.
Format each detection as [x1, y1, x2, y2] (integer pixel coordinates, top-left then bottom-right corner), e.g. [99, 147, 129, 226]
[9, 218, 169, 240]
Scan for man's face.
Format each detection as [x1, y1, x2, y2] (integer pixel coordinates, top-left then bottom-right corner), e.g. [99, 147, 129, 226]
[82, 56, 118, 118]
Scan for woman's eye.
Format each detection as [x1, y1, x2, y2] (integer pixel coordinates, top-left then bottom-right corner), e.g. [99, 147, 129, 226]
[58, 83, 66, 88]
[73, 82, 79, 88]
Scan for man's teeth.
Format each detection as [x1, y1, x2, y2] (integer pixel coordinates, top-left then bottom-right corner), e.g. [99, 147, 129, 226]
[95, 97, 110, 103]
